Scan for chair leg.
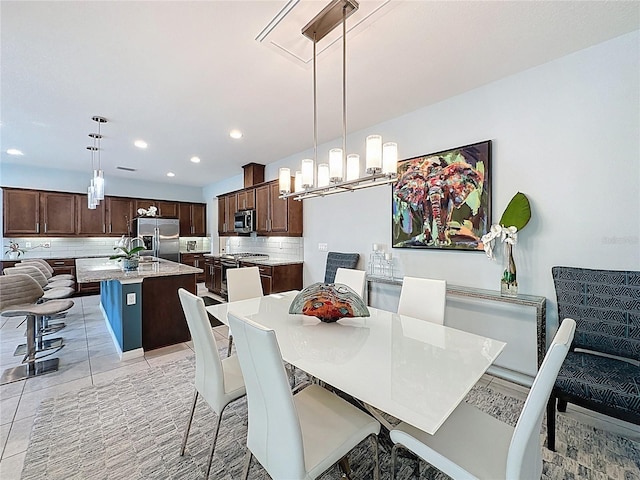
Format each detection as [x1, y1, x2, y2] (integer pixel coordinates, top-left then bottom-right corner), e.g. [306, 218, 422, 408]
[391, 444, 399, 480]
[227, 334, 234, 358]
[180, 389, 199, 456]
[241, 449, 252, 480]
[369, 434, 379, 480]
[546, 393, 557, 451]
[205, 406, 224, 479]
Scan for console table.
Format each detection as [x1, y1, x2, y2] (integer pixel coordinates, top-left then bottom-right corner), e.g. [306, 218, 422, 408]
[366, 275, 547, 370]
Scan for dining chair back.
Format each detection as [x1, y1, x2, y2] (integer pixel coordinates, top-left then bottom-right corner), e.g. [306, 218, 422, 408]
[324, 252, 359, 284]
[389, 318, 576, 480]
[334, 267, 367, 298]
[228, 311, 381, 480]
[227, 266, 263, 302]
[177, 288, 246, 478]
[0, 273, 45, 311]
[397, 276, 446, 324]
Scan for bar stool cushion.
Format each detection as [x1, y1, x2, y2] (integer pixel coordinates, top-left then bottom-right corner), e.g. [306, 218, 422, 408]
[0, 274, 73, 316]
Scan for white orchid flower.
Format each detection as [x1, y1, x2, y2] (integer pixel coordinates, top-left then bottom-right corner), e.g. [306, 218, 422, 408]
[481, 224, 518, 258]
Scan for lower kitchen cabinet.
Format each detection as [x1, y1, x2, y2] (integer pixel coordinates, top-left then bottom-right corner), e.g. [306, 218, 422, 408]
[238, 261, 302, 295]
[180, 253, 206, 283]
[204, 257, 222, 295]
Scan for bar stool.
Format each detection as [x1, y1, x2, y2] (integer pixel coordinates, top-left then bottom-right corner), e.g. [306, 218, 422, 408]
[0, 274, 74, 384]
[3, 265, 73, 355]
[18, 259, 75, 284]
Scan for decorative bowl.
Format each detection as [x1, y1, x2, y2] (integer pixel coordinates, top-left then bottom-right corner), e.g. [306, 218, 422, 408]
[288, 282, 370, 323]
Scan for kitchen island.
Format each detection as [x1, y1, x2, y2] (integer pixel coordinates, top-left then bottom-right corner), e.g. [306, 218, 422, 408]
[76, 257, 202, 357]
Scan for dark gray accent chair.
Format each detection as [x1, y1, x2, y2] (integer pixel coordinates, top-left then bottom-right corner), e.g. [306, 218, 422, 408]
[546, 266, 640, 451]
[324, 252, 359, 284]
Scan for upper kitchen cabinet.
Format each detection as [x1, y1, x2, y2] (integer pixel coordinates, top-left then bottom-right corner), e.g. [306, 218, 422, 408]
[236, 188, 255, 210]
[106, 197, 133, 235]
[134, 199, 156, 215]
[156, 201, 179, 217]
[255, 180, 302, 236]
[3, 188, 75, 236]
[76, 194, 107, 235]
[217, 194, 237, 236]
[179, 202, 207, 236]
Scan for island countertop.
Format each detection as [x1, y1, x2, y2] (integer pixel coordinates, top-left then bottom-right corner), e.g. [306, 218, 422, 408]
[76, 257, 203, 283]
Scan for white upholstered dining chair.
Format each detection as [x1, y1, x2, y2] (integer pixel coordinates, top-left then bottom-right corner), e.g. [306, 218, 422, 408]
[177, 288, 246, 479]
[397, 276, 447, 324]
[225, 266, 264, 357]
[389, 318, 576, 480]
[227, 311, 381, 480]
[334, 267, 367, 298]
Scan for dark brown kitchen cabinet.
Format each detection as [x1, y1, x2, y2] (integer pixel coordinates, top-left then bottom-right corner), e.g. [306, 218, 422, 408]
[255, 180, 302, 236]
[217, 194, 237, 236]
[135, 199, 156, 214]
[3, 188, 75, 236]
[238, 260, 302, 295]
[180, 253, 206, 282]
[41, 192, 76, 235]
[106, 197, 133, 235]
[3, 189, 40, 235]
[157, 201, 178, 217]
[76, 195, 107, 235]
[179, 203, 207, 237]
[236, 188, 255, 210]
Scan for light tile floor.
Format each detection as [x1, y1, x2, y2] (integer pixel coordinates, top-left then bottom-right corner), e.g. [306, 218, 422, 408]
[0, 286, 638, 479]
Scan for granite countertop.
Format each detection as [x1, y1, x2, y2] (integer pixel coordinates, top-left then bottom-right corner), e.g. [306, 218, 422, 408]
[76, 257, 202, 283]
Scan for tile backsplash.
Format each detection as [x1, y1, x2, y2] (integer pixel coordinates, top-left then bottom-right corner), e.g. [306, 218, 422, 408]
[224, 236, 303, 262]
[5, 236, 212, 259]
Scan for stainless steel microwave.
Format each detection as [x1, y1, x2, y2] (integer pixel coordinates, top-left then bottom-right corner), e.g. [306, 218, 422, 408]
[234, 209, 255, 233]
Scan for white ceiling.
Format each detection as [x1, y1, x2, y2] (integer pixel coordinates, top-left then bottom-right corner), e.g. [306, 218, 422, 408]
[2, 0, 638, 188]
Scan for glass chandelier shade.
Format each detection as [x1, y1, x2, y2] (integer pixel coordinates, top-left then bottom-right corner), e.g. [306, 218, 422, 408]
[87, 116, 107, 207]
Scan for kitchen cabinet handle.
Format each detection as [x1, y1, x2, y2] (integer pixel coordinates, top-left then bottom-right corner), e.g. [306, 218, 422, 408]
[103, 224, 106, 233]
[36, 222, 40, 233]
[109, 224, 112, 233]
[54, 261, 65, 265]
[44, 223, 47, 233]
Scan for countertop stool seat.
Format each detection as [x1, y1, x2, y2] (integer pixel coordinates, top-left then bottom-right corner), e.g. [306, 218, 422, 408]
[4, 265, 74, 342]
[20, 258, 75, 282]
[0, 274, 74, 385]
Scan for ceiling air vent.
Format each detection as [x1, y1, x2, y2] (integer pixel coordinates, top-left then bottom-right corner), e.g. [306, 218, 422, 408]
[116, 166, 137, 172]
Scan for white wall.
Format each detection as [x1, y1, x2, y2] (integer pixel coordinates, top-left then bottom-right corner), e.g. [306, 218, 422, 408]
[267, 31, 639, 308]
[0, 163, 206, 202]
[208, 31, 640, 378]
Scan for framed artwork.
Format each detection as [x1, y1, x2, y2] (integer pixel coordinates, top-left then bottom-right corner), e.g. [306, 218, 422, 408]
[392, 140, 491, 251]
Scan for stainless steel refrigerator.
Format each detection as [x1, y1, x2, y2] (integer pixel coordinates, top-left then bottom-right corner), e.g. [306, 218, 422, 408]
[131, 217, 180, 262]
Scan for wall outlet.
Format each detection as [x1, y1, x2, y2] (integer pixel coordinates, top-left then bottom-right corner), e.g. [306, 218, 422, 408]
[25, 242, 32, 248]
[43, 242, 51, 248]
[318, 243, 328, 251]
[126, 293, 136, 305]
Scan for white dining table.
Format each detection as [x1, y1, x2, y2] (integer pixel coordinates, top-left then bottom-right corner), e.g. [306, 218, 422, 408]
[206, 290, 506, 435]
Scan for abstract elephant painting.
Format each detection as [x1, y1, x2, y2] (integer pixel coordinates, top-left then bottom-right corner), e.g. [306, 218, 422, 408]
[392, 140, 491, 251]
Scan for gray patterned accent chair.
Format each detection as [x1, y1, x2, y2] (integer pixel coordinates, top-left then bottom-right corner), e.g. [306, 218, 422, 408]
[324, 252, 359, 284]
[546, 266, 640, 451]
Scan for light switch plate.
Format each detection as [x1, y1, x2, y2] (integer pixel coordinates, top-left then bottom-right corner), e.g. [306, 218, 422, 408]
[126, 293, 136, 305]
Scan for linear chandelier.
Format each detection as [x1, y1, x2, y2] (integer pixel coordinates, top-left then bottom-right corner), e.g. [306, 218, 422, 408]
[278, 0, 398, 201]
[87, 115, 107, 210]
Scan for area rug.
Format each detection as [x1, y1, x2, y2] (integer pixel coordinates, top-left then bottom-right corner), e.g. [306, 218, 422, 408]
[200, 296, 224, 327]
[21, 355, 640, 480]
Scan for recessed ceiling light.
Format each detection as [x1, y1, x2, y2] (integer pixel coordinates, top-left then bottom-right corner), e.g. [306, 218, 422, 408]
[229, 129, 243, 139]
[134, 140, 148, 149]
[6, 148, 24, 156]
[167, 172, 175, 177]
[190, 156, 201, 163]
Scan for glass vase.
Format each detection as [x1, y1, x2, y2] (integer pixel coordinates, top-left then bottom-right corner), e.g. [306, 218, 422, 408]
[500, 243, 518, 296]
